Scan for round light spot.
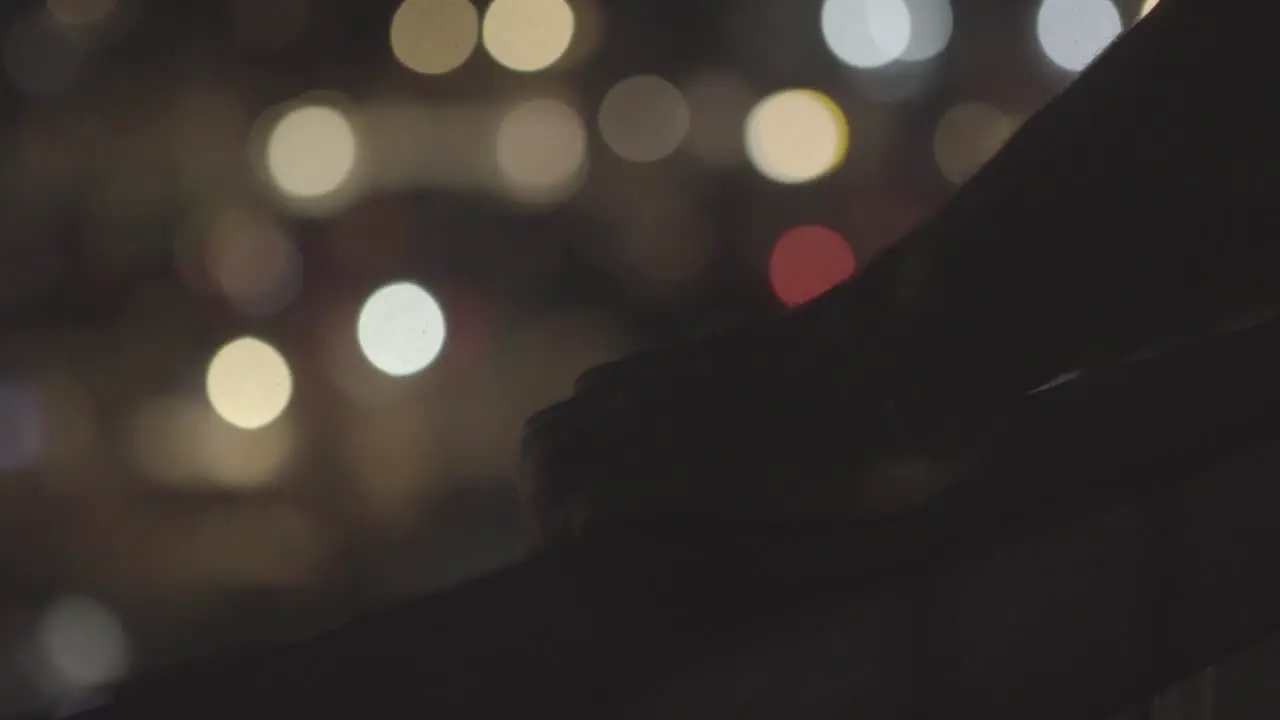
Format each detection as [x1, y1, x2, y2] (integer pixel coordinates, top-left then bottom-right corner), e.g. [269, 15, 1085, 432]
[769, 226, 857, 307]
[598, 75, 690, 163]
[1036, 0, 1122, 72]
[482, 0, 574, 73]
[745, 89, 848, 184]
[390, 0, 480, 75]
[495, 98, 587, 201]
[900, 0, 953, 62]
[265, 104, 358, 199]
[206, 210, 302, 316]
[933, 102, 1017, 184]
[205, 337, 294, 430]
[38, 596, 130, 689]
[357, 281, 447, 377]
[821, 0, 912, 69]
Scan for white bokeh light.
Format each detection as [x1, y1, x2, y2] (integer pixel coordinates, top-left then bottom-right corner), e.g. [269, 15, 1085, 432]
[1036, 0, 1123, 72]
[357, 281, 447, 377]
[821, 0, 912, 69]
[900, 0, 953, 62]
[265, 104, 359, 198]
[38, 596, 130, 689]
[744, 89, 849, 184]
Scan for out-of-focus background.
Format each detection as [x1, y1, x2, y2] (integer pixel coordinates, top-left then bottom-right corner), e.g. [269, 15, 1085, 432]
[0, 0, 1155, 709]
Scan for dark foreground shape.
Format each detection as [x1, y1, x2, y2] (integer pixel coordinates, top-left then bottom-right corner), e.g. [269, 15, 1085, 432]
[50, 315, 1280, 719]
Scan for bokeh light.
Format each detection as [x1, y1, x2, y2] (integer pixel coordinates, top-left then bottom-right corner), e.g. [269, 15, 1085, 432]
[745, 89, 849, 184]
[482, 0, 575, 73]
[1139, 0, 1160, 19]
[494, 98, 587, 201]
[357, 281, 448, 378]
[933, 101, 1018, 184]
[206, 210, 302, 316]
[1036, 0, 1122, 72]
[205, 337, 295, 430]
[46, 0, 118, 27]
[769, 225, 857, 306]
[900, 0, 953, 62]
[37, 596, 130, 690]
[821, 0, 912, 69]
[597, 75, 690, 163]
[390, 0, 480, 76]
[265, 104, 359, 199]
[0, 381, 43, 474]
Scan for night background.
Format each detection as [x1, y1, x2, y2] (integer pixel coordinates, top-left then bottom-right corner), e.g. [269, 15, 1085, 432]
[5, 0, 1247, 713]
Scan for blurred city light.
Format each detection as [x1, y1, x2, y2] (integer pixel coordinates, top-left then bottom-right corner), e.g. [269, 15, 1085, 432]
[821, 0, 912, 69]
[264, 104, 359, 199]
[36, 597, 130, 690]
[390, 0, 480, 76]
[206, 210, 302, 317]
[598, 75, 690, 163]
[0, 382, 43, 474]
[1036, 0, 1123, 72]
[494, 97, 588, 201]
[45, 0, 118, 28]
[745, 89, 849, 184]
[1139, 0, 1161, 19]
[769, 225, 857, 306]
[357, 281, 448, 378]
[205, 337, 295, 430]
[900, 0, 953, 62]
[482, 0, 575, 73]
[933, 101, 1018, 184]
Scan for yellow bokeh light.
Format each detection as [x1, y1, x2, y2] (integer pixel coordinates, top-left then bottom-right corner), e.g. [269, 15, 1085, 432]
[205, 337, 294, 430]
[933, 101, 1017, 185]
[357, 281, 448, 378]
[390, 0, 480, 75]
[598, 75, 690, 163]
[1139, 0, 1160, 18]
[482, 0, 575, 73]
[744, 89, 849, 184]
[495, 98, 587, 201]
[265, 104, 358, 199]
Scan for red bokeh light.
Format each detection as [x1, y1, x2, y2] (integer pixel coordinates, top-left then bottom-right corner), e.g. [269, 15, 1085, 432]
[768, 225, 857, 306]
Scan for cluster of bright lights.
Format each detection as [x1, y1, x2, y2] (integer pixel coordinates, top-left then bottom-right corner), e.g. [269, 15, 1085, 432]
[820, 0, 954, 69]
[389, 0, 574, 75]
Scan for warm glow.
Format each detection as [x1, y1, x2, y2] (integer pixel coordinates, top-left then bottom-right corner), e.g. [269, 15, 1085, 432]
[265, 104, 358, 199]
[745, 89, 849, 184]
[769, 225, 857, 306]
[821, 0, 912, 69]
[205, 337, 294, 430]
[495, 98, 587, 201]
[597, 75, 690, 163]
[1036, 0, 1122, 72]
[390, 0, 480, 75]
[357, 281, 448, 377]
[933, 102, 1017, 184]
[1139, 0, 1160, 18]
[482, 0, 575, 72]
